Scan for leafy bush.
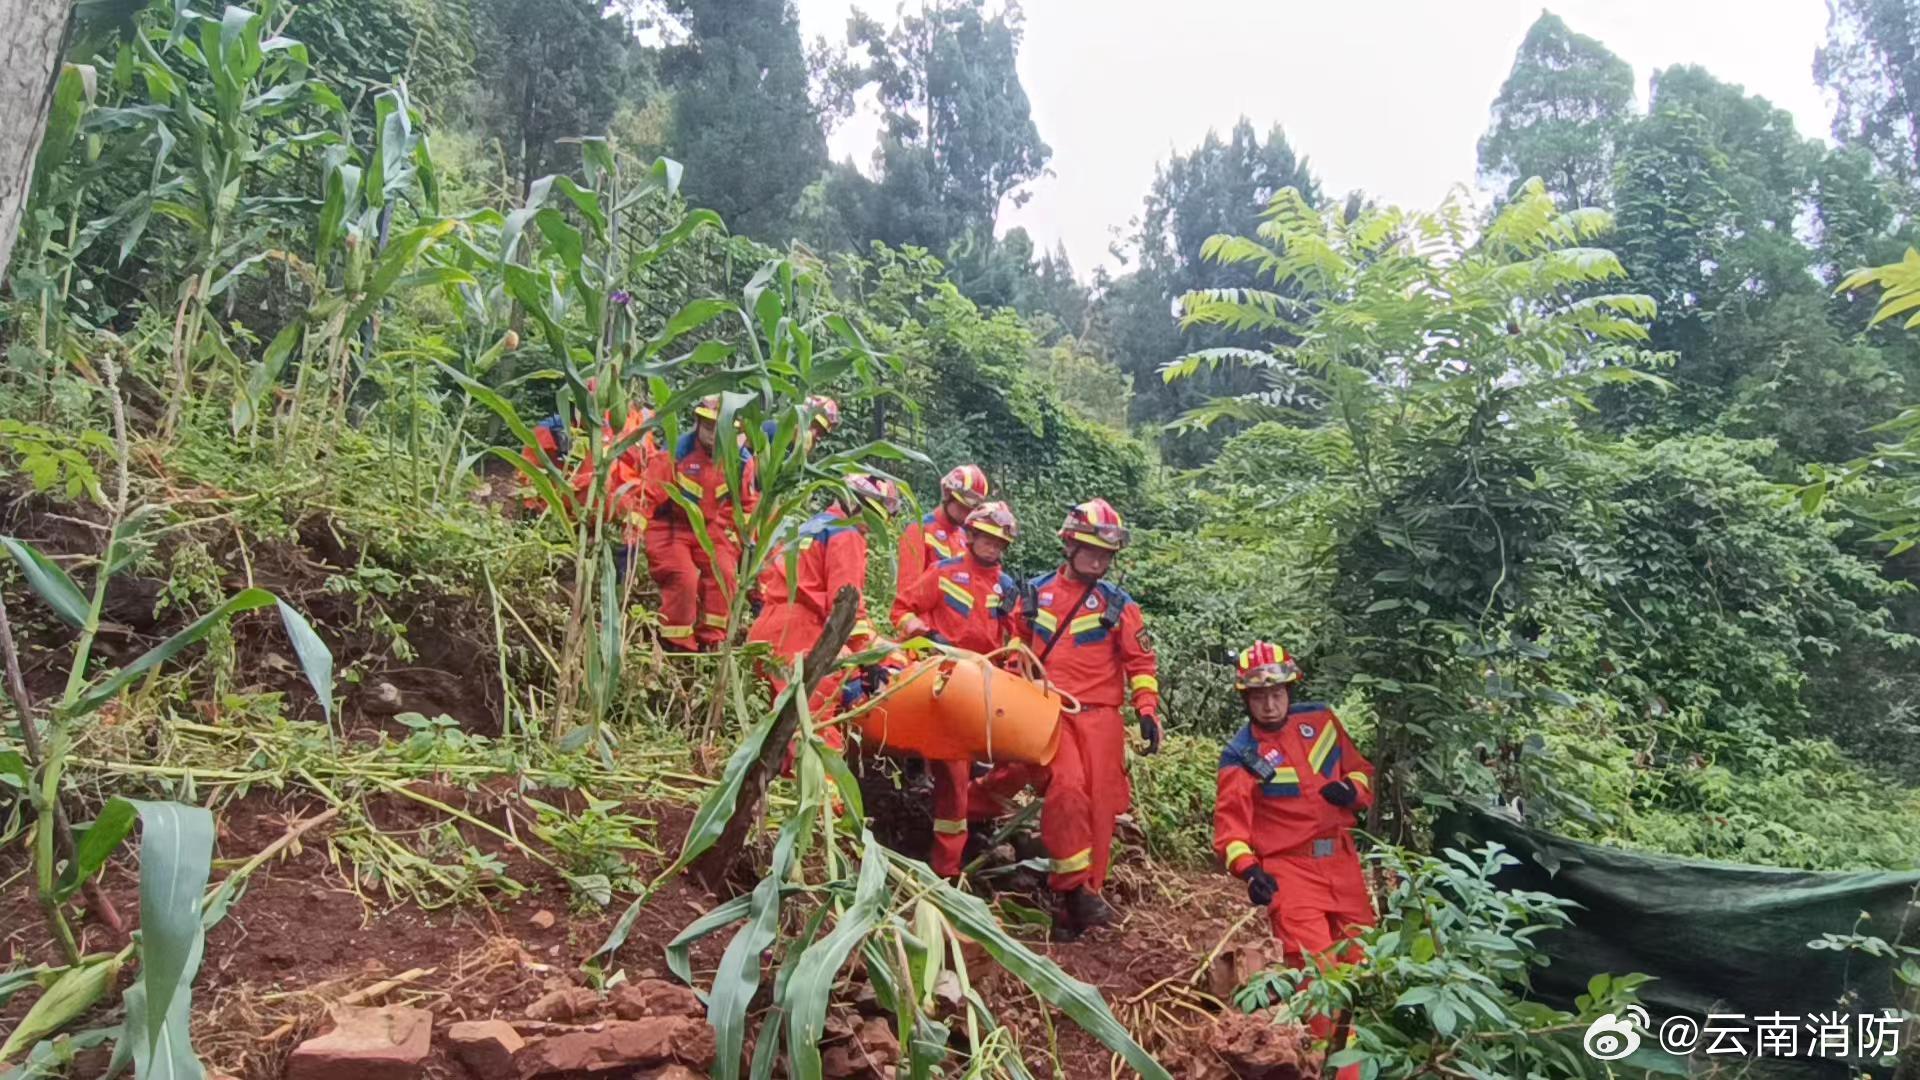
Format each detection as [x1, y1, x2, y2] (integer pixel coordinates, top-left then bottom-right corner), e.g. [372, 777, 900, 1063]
[1237, 842, 1661, 1078]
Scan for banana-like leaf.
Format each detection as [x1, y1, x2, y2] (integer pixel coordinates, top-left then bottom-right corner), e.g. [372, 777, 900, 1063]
[898, 857, 1171, 1080]
[0, 956, 120, 1063]
[275, 601, 334, 728]
[120, 799, 215, 1080]
[709, 813, 808, 1080]
[1, 538, 88, 628]
[786, 833, 890, 1080]
[66, 589, 278, 716]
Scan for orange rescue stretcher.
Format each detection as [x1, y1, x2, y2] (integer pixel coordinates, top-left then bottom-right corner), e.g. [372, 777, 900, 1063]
[856, 646, 1070, 766]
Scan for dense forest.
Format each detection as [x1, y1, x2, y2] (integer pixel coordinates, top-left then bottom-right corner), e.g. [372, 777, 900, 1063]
[0, 0, 1918, 1077]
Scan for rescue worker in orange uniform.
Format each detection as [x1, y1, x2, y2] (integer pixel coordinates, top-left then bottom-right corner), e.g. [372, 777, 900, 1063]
[1214, 641, 1375, 1070]
[747, 473, 900, 733]
[761, 395, 840, 453]
[897, 464, 990, 590]
[643, 396, 757, 651]
[891, 501, 1025, 876]
[522, 384, 656, 523]
[974, 498, 1159, 935]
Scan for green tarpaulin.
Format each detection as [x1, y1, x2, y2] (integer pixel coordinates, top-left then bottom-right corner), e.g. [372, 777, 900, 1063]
[1434, 806, 1919, 1078]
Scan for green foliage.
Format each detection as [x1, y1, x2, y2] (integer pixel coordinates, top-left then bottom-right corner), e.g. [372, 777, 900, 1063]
[1239, 843, 1669, 1078]
[1477, 11, 1635, 209]
[840, 0, 1051, 232]
[1147, 181, 1920, 863]
[1816, 0, 1920, 197]
[1126, 733, 1220, 869]
[1097, 118, 1320, 465]
[659, 0, 827, 240]
[468, 0, 632, 192]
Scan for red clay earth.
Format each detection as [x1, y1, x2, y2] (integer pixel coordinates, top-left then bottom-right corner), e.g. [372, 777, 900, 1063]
[0, 778, 1293, 1079]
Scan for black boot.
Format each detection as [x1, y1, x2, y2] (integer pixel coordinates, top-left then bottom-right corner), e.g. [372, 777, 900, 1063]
[1055, 885, 1114, 940]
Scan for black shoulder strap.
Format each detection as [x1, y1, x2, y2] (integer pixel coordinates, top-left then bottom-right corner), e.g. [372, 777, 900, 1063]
[1236, 743, 1277, 783]
[1038, 578, 1100, 664]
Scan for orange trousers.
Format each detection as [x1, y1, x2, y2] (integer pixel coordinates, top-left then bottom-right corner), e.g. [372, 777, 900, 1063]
[928, 758, 972, 876]
[645, 517, 738, 650]
[968, 705, 1128, 894]
[1262, 834, 1374, 1080]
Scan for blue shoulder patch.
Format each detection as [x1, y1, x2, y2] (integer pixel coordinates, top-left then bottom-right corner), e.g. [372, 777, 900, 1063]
[934, 555, 963, 569]
[674, 431, 696, 459]
[798, 512, 840, 541]
[1287, 702, 1333, 718]
[1219, 725, 1257, 770]
[1028, 569, 1059, 591]
[922, 510, 941, 526]
[1094, 580, 1133, 608]
[998, 571, 1018, 594]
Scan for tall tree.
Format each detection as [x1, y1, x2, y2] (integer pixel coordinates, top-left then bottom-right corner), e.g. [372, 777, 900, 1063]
[661, 0, 826, 238]
[0, 0, 68, 284]
[1478, 11, 1634, 208]
[1815, 0, 1920, 193]
[473, 0, 629, 194]
[1095, 118, 1319, 465]
[840, 0, 1049, 242]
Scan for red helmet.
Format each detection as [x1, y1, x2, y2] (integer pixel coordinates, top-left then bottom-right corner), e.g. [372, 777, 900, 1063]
[940, 464, 990, 507]
[1235, 641, 1301, 691]
[964, 501, 1018, 542]
[1058, 498, 1129, 551]
[693, 395, 722, 421]
[806, 395, 841, 432]
[846, 474, 901, 516]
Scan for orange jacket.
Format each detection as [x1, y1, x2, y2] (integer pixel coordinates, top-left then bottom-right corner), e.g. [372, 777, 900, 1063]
[896, 508, 968, 595]
[892, 553, 1022, 653]
[1212, 704, 1374, 874]
[644, 432, 757, 544]
[522, 407, 655, 521]
[751, 509, 876, 655]
[1015, 568, 1158, 713]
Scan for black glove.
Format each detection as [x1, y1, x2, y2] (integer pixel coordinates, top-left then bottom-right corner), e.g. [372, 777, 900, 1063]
[1138, 713, 1162, 755]
[863, 663, 894, 691]
[1320, 778, 1358, 808]
[1240, 864, 1278, 907]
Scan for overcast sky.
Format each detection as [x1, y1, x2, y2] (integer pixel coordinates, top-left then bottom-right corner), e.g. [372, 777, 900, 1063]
[791, 0, 1835, 277]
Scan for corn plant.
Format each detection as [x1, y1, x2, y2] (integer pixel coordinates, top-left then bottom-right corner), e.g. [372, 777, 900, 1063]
[598, 666, 1172, 1080]
[0, 367, 332, 1074]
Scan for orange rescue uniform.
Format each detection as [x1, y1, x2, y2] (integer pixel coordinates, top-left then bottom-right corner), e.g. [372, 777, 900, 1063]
[975, 568, 1158, 893]
[895, 507, 968, 595]
[747, 509, 878, 739]
[892, 552, 1023, 874]
[1213, 702, 1376, 966]
[643, 432, 756, 649]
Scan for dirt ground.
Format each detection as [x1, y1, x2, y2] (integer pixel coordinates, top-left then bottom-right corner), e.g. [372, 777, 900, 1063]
[0, 774, 1279, 1079]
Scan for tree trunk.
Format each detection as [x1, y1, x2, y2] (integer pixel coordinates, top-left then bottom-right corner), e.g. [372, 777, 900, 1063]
[0, 0, 69, 284]
[692, 585, 861, 894]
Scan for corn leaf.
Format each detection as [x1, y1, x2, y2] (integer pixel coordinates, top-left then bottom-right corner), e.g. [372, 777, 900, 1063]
[786, 833, 890, 1080]
[0, 956, 120, 1063]
[67, 589, 278, 716]
[898, 858, 1171, 1080]
[708, 813, 808, 1080]
[275, 601, 334, 728]
[119, 799, 216, 1080]
[1, 538, 88, 629]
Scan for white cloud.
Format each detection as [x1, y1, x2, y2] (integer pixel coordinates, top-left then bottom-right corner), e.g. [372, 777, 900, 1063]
[794, 0, 1833, 277]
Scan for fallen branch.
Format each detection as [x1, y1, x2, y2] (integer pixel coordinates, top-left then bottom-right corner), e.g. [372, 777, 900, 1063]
[690, 585, 859, 893]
